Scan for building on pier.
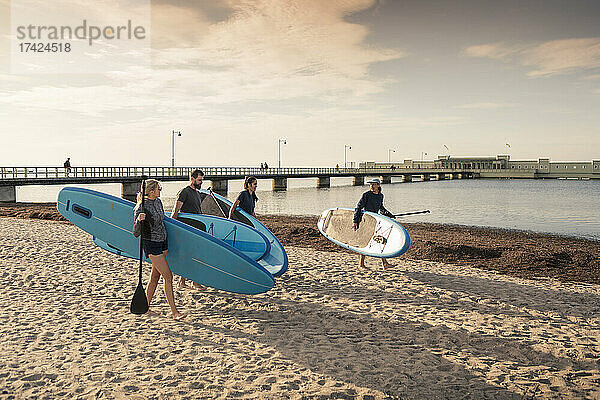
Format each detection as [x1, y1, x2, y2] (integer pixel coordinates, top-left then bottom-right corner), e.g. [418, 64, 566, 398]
[360, 155, 600, 177]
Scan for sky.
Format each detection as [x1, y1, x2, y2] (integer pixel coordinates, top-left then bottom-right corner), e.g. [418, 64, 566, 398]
[1, 0, 599, 167]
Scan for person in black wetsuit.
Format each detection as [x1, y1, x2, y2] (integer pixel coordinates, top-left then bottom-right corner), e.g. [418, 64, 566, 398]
[353, 178, 395, 269]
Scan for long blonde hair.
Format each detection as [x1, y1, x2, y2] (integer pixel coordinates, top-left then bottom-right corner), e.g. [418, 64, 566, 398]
[136, 179, 161, 205]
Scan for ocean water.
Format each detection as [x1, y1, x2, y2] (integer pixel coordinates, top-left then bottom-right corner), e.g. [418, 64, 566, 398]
[16, 177, 600, 240]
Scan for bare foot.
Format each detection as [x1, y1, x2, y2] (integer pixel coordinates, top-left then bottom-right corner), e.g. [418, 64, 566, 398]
[172, 313, 186, 321]
[359, 264, 367, 269]
[192, 282, 206, 291]
[383, 261, 394, 270]
[147, 309, 162, 317]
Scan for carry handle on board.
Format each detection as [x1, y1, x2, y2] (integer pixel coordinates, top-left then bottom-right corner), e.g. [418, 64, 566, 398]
[130, 176, 149, 315]
[393, 210, 430, 217]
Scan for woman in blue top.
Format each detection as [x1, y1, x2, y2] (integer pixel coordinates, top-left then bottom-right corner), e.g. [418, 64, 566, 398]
[353, 178, 395, 270]
[229, 176, 258, 219]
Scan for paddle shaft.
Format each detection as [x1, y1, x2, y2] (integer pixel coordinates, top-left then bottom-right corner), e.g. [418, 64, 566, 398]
[209, 187, 228, 218]
[138, 179, 145, 283]
[130, 177, 149, 314]
[393, 210, 431, 217]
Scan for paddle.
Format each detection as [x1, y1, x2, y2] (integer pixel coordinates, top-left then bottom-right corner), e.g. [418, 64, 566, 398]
[130, 177, 149, 315]
[393, 210, 431, 217]
[208, 187, 228, 218]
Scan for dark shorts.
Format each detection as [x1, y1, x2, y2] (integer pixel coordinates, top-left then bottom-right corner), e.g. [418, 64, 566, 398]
[143, 239, 168, 257]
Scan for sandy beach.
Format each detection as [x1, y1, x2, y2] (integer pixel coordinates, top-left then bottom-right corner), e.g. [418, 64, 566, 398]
[1, 215, 600, 399]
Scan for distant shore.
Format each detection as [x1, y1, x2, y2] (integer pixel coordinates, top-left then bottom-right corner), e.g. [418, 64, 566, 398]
[1, 202, 599, 285]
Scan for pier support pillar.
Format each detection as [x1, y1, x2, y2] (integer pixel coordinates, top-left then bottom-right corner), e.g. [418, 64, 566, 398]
[380, 176, 392, 184]
[211, 179, 228, 195]
[352, 176, 364, 186]
[0, 186, 16, 203]
[121, 182, 140, 202]
[437, 173, 446, 180]
[272, 177, 287, 191]
[317, 176, 330, 188]
[401, 175, 412, 183]
[421, 174, 430, 181]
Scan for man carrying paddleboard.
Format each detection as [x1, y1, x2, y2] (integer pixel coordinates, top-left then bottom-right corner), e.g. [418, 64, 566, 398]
[172, 169, 205, 290]
[353, 178, 395, 269]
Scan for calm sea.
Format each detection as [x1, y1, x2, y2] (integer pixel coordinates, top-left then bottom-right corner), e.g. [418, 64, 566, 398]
[16, 177, 600, 241]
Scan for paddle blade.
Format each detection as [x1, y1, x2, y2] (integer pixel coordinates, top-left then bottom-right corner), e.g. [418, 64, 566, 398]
[130, 282, 148, 314]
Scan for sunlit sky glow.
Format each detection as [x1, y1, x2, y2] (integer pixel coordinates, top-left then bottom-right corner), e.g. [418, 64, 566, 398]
[1, 0, 599, 167]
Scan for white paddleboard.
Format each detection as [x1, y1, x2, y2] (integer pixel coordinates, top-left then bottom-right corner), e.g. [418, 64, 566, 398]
[317, 207, 411, 258]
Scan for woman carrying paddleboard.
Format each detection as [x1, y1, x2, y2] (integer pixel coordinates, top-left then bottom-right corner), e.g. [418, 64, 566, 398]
[229, 176, 259, 219]
[353, 178, 395, 270]
[133, 179, 184, 320]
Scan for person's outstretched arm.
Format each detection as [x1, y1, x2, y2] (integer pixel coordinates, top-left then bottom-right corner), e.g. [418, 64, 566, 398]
[379, 195, 395, 218]
[353, 193, 367, 229]
[172, 189, 188, 219]
[228, 200, 241, 219]
[379, 204, 395, 218]
[171, 200, 183, 219]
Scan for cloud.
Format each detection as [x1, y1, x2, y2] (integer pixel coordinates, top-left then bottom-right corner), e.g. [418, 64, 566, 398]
[523, 38, 600, 77]
[3, 0, 404, 118]
[150, 3, 212, 48]
[455, 102, 515, 110]
[149, 0, 403, 102]
[462, 43, 519, 60]
[464, 38, 600, 77]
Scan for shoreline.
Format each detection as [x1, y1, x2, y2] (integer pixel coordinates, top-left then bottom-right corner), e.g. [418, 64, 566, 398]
[2, 202, 599, 285]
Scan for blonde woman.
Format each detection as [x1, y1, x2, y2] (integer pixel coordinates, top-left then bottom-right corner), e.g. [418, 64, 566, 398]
[133, 179, 184, 320]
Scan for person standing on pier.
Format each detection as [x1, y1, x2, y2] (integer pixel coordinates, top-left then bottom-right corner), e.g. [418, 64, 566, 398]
[63, 158, 71, 176]
[171, 169, 205, 290]
[353, 178, 395, 269]
[228, 176, 258, 219]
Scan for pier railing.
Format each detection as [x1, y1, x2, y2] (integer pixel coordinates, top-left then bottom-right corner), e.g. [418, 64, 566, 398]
[1, 165, 597, 183]
[0, 166, 376, 180]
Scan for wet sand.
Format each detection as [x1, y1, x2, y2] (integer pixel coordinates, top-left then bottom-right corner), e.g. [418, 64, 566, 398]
[0, 205, 600, 398]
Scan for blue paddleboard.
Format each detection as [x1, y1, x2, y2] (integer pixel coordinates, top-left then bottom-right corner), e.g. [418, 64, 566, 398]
[196, 189, 288, 277]
[94, 212, 271, 262]
[57, 187, 275, 294]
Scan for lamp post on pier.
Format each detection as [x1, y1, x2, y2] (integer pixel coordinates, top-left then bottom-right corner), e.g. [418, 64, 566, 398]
[171, 130, 182, 167]
[388, 149, 396, 162]
[278, 139, 287, 168]
[344, 145, 352, 169]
